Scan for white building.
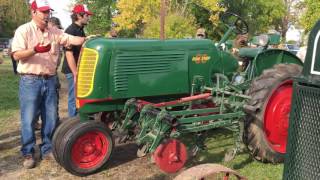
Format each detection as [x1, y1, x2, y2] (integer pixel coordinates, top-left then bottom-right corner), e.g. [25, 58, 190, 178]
[286, 25, 304, 44]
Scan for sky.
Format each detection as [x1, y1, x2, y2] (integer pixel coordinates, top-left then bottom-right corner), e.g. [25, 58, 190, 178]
[48, 0, 74, 29]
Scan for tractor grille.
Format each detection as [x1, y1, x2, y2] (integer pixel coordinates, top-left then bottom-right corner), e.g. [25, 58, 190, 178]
[114, 51, 185, 92]
[77, 48, 99, 97]
[283, 82, 320, 179]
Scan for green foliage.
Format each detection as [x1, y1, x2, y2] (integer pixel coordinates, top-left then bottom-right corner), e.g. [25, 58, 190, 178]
[221, 0, 285, 35]
[143, 13, 197, 39]
[300, 0, 320, 32]
[76, 0, 116, 34]
[113, 0, 223, 38]
[0, 0, 30, 37]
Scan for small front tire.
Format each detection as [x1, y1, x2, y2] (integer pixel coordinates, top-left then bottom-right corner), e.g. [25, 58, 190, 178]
[58, 121, 114, 176]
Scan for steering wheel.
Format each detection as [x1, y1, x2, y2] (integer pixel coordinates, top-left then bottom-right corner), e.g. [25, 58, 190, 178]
[220, 12, 249, 35]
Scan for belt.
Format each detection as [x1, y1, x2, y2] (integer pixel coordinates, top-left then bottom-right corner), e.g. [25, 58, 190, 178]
[20, 73, 56, 79]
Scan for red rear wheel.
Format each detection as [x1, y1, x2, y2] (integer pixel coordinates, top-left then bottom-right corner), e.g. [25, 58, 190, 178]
[153, 139, 188, 173]
[244, 64, 302, 163]
[264, 80, 293, 153]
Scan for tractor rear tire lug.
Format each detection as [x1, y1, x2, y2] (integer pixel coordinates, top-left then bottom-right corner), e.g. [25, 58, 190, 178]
[244, 64, 302, 163]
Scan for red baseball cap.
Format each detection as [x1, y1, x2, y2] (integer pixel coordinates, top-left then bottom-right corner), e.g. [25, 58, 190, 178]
[72, 4, 93, 15]
[30, 0, 53, 12]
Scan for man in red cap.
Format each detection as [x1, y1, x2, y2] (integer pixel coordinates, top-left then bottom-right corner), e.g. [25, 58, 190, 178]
[11, 0, 87, 169]
[61, 4, 93, 118]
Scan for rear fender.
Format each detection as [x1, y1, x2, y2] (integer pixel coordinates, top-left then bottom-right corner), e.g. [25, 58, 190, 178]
[254, 49, 303, 77]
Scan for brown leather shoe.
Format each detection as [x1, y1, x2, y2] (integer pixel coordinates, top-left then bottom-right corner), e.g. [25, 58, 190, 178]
[23, 155, 36, 169]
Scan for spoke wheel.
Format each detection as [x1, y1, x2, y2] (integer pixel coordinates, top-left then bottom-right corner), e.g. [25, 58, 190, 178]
[174, 163, 246, 180]
[153, 139, 188, 173]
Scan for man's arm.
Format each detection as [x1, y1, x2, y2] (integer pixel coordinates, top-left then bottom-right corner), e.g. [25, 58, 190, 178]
[12, 48, 36, 61]
[11, 27, 36, 61]
[65, 50, 77, 78]
[13, 43, 51, 61]
[59, 33, 85, 47]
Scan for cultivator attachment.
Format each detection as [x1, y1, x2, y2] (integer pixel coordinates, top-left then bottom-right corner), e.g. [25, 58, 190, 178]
[119, 75, 250, 173]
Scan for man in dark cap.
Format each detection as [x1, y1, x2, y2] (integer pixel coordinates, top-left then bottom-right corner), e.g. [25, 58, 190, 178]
[61, 4, 93, 118]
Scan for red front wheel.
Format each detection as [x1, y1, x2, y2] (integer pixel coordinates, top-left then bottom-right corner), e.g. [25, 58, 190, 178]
[153, 139, 188, 173]
[58, 121, 114, 176]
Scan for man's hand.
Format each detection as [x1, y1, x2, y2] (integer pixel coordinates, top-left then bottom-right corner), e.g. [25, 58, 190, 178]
[73, 73, 77, 85]
[34, 43, 51, 53]
[86, 34, 100, 40]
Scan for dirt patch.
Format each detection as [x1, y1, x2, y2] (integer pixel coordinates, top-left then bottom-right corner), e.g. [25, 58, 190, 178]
[0, 74, 175, 180]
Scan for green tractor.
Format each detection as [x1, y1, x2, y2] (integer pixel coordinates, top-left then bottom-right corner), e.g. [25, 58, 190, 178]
[52, 12, 303, 176]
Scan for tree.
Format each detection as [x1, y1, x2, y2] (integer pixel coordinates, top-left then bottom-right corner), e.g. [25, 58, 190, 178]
[0, 0, 30, 37]
[112, 0, 160, 37]
[143, 12, 196, 39]
[299, 0, 320, 33]
[280, 0, 302, 42]
[112, 0, 224, 38]
[221, 0, 285, 35]
[76, 0, 116, 34]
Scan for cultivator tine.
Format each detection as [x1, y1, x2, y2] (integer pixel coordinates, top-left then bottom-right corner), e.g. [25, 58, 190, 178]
[224, 120, 242, 162]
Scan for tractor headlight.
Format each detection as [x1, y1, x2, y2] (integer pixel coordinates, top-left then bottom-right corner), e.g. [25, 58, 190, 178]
[257, 35, 269, 47]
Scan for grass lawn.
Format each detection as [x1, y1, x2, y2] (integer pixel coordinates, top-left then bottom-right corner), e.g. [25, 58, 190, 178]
[195, 129, 284, 179]
[0, 54, 19, 132]
[0, 52, 284, 179]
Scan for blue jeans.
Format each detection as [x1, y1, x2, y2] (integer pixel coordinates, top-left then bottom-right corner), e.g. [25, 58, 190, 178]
[65, 73, 77, 117]
[19, 75, 58, 157]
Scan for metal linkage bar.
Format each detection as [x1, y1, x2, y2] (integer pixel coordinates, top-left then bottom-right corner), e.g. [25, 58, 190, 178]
[153, 93, 212, 107]
[178, 112, 243, 124]
[170, 107, 220, 116]
[205, 86, 251, 99]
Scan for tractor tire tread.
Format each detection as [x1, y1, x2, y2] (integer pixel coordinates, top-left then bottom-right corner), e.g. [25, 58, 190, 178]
[244, 63, 302, 163]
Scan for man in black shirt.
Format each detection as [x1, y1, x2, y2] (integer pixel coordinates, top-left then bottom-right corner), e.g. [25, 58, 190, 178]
[61, 4, 93, 117]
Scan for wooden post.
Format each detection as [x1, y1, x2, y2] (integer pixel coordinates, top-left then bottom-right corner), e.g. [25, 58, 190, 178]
[160, 0, 166, 40]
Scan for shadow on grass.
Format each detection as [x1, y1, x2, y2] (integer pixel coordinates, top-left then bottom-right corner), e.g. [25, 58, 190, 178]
[179, 128, 257, 172]
[0, 130, 20, 140]
[0, 151, 23, 174]
[232, 154, 254, 170]
[104, 142, 139, 170]
[0, 130, 21, 151]
[146, 174, 171, 180]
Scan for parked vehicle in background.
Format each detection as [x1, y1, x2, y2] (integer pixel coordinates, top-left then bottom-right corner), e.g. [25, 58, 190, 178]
[2, 48, 9, 57]
[284, 44, 300, 55]
[0, 38, 9, 51]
